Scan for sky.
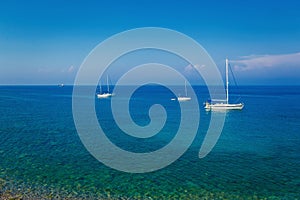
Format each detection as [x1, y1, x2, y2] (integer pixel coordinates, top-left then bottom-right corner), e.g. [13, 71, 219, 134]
[0, 0, 300, 85]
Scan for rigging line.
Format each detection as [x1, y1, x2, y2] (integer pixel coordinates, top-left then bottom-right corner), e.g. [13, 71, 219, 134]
[235, 96, 242, 103]
[107, 75, 114, 92]
[228, 63, 238, 87]
[229, 63, 242, 103]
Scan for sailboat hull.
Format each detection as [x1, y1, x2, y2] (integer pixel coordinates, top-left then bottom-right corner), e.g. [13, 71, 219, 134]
[97, 93, 113, 98]
[177, 97, 191, 102]
[205, 103, 244, 110]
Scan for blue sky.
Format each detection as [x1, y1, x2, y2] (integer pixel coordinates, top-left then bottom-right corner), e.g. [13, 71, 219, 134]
[0, 0, 300, 85]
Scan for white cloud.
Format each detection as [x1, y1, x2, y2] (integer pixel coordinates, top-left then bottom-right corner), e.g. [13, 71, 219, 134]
[231, 52, 300, 71]
[60, 65, 76, 73]
[184, 64, 205, 74]
[184, 64, 194, 74]
[67, 65, 75, 73]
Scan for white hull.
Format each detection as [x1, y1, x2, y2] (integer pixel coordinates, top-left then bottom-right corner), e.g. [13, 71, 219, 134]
[97, 93, 113, 98]
[177, 97, 191, 102]
[205, 103, 244, 110]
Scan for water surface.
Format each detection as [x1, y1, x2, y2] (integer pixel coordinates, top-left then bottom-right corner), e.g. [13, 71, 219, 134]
[0, 85, 299, 199]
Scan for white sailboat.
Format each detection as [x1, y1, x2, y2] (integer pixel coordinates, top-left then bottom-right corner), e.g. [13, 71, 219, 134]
[97, 75, 113, 98]
[205, 58, 244, 110]
[171, 80, 191, 102]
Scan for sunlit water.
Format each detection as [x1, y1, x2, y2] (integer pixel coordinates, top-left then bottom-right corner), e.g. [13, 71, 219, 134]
[0, 86, 300, 199]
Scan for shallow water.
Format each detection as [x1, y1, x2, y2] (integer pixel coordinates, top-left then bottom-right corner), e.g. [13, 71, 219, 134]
[0, 85, 300, 199]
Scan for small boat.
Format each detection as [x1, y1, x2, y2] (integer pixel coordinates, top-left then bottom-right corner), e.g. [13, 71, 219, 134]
[58, 83, 64, 87]
[97, 75, 113, 98]
[171, 80, 191, 102]
[97, 93, 112, 98]
[205, 58, 244, 110]
[177, 96, 191, 102]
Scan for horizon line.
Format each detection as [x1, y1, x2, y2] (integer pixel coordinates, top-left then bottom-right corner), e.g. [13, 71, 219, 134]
[1, 84, 300, 87]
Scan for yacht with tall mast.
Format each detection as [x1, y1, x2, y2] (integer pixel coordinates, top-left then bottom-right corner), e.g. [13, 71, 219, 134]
[171, 80, 191, 102]
[97, 75, 113, 98]
[205, 58, 244, 110]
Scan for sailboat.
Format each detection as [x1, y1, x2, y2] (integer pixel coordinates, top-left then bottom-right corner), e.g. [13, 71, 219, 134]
[204, 58, 244, 110]
[97, 75, 113, 98]
[171, 80, 191, 102]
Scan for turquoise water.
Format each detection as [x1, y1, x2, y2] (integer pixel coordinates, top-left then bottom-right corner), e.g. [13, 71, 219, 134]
[0, 86, 300, 199]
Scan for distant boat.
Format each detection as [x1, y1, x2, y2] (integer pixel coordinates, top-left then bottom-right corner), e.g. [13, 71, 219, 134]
[97, 75, 113, 98]
[58, 83, 64, 87]
[171, 80, 191, 102]
[204, 58, 244, 110]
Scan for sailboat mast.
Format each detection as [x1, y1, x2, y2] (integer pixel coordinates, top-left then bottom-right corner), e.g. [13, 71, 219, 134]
[225, 58, 229, 104]
[184, 80, 187, 97]
[100, 81, 102, 94]
[106, 75, 109, 93]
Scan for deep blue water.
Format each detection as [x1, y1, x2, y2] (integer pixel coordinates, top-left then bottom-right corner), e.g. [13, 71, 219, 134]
[0, 85, 300, 199]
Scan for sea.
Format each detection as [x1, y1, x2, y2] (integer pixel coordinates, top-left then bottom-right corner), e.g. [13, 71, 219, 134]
[0, 85, 300, 199]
